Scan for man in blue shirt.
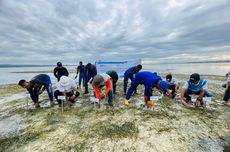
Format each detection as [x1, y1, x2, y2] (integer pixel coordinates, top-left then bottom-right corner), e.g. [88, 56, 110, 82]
[123, 64, 142, 95]
[124, 71, 169, 106]
[18, 74, 54, 108]
[53, 62, 69, 81]
[180, 73, 212, 108]
[84, 63, 97, 94]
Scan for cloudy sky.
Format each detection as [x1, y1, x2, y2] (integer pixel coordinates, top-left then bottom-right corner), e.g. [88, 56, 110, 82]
[0, 0, 230, 65]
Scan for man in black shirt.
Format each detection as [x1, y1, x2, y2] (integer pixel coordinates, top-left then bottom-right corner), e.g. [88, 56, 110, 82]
[53, 62, 69, 81]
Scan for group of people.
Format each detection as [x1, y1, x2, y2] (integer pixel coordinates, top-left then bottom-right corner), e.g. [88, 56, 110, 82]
[18, 61, 230, 109]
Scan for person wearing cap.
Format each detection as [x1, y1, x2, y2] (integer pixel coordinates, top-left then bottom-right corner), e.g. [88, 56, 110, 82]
[180, 73, 213, 108]
[92, 73, 113, 107]
[83, 63, 97, 94]
[54, 76, 80, 107]
[124, 71, 170, 106]
[18, 74, 54, 108]
[75, 61, 85, 88]
[123, 64, 142, 95]
[106, 70, 118, 94]
[165, 73, 180, 98]
[53, 62, 69, 81]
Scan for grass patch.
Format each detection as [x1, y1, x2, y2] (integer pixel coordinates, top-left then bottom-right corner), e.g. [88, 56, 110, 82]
[156, 125, 176, 134]
[0, 130, 42, 151]
[98, 122, 139, 139]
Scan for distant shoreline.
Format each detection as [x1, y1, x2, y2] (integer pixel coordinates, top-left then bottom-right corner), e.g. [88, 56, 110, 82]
[0, 60, 230, 68]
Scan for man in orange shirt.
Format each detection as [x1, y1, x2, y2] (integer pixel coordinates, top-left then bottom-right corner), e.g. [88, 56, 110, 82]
[92, 73, 113, 107]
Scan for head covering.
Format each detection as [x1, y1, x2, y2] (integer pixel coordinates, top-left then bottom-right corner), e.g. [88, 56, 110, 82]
[59, 76, 70, 87]
[92, 75, 104, 87]
[190, 73, 200, 83]
[57, 62, 62, 67]
[166, 74, 172, 82]
[159, 81, 168, 91]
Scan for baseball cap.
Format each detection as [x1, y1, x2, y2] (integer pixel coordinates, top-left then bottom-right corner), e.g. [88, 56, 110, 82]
[190, 73, 200, 83]
[57, 62, 62, 67]
[159, 80, 168, 91]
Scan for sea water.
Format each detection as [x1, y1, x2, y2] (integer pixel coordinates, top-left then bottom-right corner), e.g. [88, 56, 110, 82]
[0, 62, 229, 84]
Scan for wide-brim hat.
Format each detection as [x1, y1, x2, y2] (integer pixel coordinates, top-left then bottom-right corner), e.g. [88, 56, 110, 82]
[60, 76, 70, 87]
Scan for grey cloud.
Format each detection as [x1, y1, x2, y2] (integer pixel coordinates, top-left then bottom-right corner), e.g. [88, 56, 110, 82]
[0, 0, 230, 64]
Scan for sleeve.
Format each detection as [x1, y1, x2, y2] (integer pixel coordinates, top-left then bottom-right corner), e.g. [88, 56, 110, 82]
[202, 83, 208, 90]
[77, 66, 80, 74]
[65, 68, 69, 76]
[53, 68, 58, 78]
[130, 75, 134, 81]
[183, 81, 189, 89]
[105, 78, 111, 94]
[173, 78, 179, 85]
[94, 85, 101, 99]
[29, 89, 39, 102]
[227, 76, 230, 82]
[144, 85, 152, 96]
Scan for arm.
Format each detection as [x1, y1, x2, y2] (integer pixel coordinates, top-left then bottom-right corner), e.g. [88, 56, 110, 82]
[53, 68, 58, 78]
[94, 85, 101, 99]
[29, 89, 39, 103]
[38, 85, 45, 94]
[70, 87, 78, 100]
[104, 79, 111, 94]
[194, 89, 205, 107]
[180, 88, 190, 108]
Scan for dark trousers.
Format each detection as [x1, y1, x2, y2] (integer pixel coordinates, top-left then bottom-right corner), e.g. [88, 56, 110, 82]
[184, 89, 213, 102]
[223, 85, 230, 102]
[111, 76, 118, 94]
[54, 90, 80, 104]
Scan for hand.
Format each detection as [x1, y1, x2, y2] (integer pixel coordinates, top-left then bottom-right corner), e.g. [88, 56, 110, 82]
[101, 93, 106, 99]
[70, 94, 76, 100]
[194, 101, 201, 107]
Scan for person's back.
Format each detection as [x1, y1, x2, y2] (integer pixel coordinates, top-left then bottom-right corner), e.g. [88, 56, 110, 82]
[30, 74, 50, 88]
[107, 70, 118, 79]
[124, 66, 136, 77]
[135, 71, 161, 87]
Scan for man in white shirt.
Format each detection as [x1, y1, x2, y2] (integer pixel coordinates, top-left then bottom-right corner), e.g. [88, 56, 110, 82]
[165, 73, 179, 98]
[54, 76, 80, 107]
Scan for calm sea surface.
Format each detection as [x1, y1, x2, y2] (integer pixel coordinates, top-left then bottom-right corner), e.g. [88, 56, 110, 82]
[0, 63, 229, 84]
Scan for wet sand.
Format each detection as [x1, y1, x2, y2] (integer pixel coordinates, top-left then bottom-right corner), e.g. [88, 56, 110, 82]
[0, 74, 229, 152]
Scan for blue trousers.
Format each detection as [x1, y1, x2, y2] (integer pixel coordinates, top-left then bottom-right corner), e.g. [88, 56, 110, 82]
[79, 72, 84, 87]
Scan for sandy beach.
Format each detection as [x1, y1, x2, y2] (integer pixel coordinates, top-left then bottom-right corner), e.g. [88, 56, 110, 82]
[0, 74, 229, 152]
